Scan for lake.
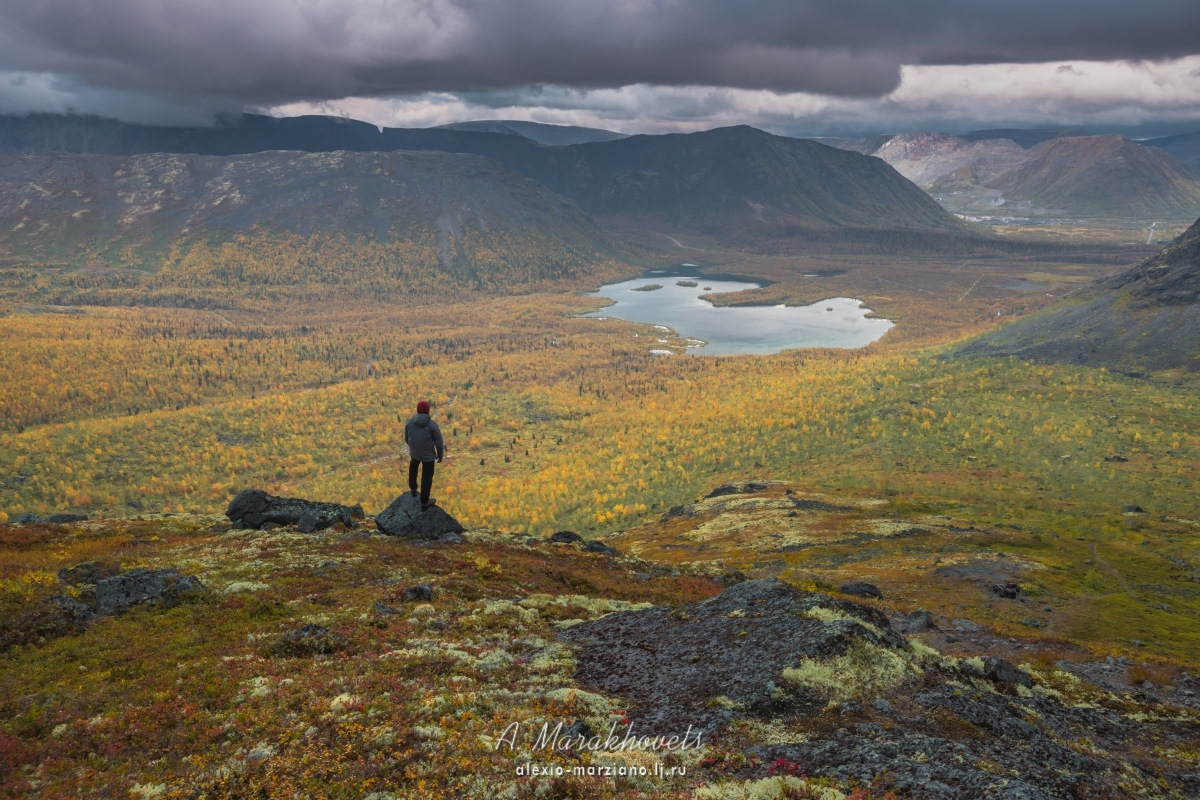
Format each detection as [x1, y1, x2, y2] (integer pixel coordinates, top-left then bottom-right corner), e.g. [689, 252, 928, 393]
[583, 270, 893, 355]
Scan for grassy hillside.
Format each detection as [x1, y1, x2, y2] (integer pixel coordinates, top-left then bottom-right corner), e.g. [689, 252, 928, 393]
[960, 216, 1200, 370]
[0, 150, 626, 303]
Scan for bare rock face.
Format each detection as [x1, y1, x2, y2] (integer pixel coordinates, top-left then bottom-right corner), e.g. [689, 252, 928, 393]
[374, 493, 464, 540]
[225, 489, 363, 532]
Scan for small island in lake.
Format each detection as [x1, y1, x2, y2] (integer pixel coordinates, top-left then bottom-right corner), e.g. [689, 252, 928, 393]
[632, 283, 664, 291]
[676, 280, 698, 287]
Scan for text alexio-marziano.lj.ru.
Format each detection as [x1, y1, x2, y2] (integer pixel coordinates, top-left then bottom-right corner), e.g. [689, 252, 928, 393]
[492, 719, 703, 777]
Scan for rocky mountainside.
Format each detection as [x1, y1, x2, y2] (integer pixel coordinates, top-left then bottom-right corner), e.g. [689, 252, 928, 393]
[4, 492, 1197, 799]
[958, 128, 1091, 149]
[958, 215, 1200, 370]
[1146, 131, 1200, 178]
[984, 134, 1200, 220]
[0, 149, 618, 290]
[825, 132, 1028, 189]
[500, 125, 962, 236]
[0, 113, 965, 246]
[820, 129, 1200, 222]
[435, 119, 628, 145]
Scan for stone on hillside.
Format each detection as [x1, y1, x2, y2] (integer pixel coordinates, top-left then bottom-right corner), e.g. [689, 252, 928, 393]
[12, 512, 45, 523]
[47, 513, 88, 524]
[267, 623, 348, 657]
[403, 583, 434, 602]
[549, 530, 583, 543]
[93, 568, 205, 618]
[841, 581, 884, 600]
[992, 581, 1020, 599]
[374, 493, 464, 540]
[583, 540, 618, 555]
[558, 578, 905, 735]
[705, 481, 769, 499]
[983, 656, 1033, 688]
[225, 489, 363, 531]
[44, 594, 95, 629]
[57, 561, 121, 586]
[897, 609, 937, 633]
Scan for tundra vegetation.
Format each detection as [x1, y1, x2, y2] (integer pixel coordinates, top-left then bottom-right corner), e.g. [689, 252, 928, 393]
[2, 236, 1198, 797]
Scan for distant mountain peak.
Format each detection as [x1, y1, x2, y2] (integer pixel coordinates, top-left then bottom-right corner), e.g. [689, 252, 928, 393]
[434, 119, 627, 146]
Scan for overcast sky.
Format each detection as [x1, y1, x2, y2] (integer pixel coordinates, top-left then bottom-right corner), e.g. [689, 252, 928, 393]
[2, 1, 1199, 137]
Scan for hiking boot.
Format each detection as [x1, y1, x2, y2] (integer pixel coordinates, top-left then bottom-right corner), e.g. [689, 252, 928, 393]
[410, 489, 418, 498]
[421, 498, 437, 510]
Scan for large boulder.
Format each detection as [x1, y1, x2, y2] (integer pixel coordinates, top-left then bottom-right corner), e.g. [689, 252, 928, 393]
[225, 489, 363, 532]
[374, 493, 465, 540]
[43, 566, 205, 626]
[92, 568, 205, 617]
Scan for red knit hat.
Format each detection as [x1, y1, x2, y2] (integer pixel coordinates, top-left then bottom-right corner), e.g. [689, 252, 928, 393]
[417, 400, 431, 414]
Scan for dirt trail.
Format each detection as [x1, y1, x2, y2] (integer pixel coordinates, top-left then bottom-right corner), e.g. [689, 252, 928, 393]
[1089, 542, 1130, 593]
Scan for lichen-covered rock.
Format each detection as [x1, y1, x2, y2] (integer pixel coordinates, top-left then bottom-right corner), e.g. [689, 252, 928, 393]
[403, 584, 434, 602]
[840, 581, 884, 600]
[897, 608, 937, 633]
[558, 578, 906, 736]
[374, 493, 464, 540]
[57, 561, 120, 586]
[706, 481, 770, 498]
[225, 489, 362, 532]
[983, 656, 1034, 688]
[93, 568, 205, 617]
[582, 539, 618, 555]
[549, 530, 582, 543]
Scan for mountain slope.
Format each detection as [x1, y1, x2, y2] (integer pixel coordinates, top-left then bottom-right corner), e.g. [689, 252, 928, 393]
[831, 132, 1028, 189]
[0, 149, 620, 295]
[434, 119, 628, 145]
[463, 125, 963, 236]
[0, 114, 965, 246]
[958, 216, 1200, 370]
[1146, 131, 1200, 178]
[958, 127, 1090, 148]
[984, 135, 1200, 220]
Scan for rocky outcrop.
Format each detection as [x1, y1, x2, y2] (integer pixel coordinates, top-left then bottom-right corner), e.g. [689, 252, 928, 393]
[706, 481, 770, 499]
[92, 568, 205, 617]
[225, 489, 363, 532]
[44, 566, 205, 628]
[374, 493, 464, 540]
[558, 578, 905, 736]
[558, 578, 1200, 799]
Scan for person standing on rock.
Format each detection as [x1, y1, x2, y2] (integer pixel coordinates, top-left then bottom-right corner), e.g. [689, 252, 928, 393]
[405, 400, 445, 510]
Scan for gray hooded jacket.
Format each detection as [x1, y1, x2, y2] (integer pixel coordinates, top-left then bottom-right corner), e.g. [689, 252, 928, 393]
[404, 413, 445, 462]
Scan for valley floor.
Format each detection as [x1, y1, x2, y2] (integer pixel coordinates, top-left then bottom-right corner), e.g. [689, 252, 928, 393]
[2, 236, 1199, 797]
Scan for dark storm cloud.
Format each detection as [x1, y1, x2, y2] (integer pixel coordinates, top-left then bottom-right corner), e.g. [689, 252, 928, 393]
[1, 0, 1198, 111]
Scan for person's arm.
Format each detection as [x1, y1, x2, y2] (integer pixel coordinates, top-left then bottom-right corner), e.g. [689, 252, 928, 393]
[432, 422, 445, 461]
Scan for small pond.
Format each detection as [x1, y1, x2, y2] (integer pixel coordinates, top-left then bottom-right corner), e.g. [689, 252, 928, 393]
[584, 269, 893, 355]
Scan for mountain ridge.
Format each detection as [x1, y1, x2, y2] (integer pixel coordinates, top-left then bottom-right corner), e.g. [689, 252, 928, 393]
[0, 148, 622, 297]
[958, 215, 1200, 370]
[0, 113, 967, 251]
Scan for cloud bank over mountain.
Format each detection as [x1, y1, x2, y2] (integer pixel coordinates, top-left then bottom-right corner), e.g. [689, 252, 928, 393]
[1, 1, 1199, 133]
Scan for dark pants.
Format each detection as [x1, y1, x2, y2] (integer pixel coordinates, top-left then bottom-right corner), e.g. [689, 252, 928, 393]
[409, 459, 435, 504]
